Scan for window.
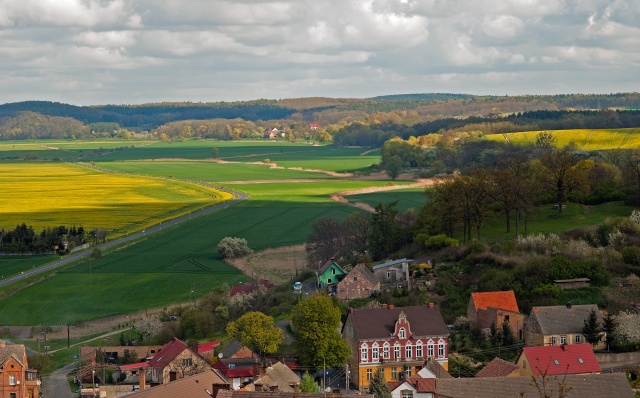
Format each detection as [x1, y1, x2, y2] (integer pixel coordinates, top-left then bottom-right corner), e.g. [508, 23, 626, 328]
[406, 367, 412, 377]
[361, 345, 368, 362]
[353, 276, 358, 281]
[372, 345, 379, 361]
[399, 328, 406, 339]
[405, 344, 412, 359]
[575, 335, 582, 343]
[560, 335, 567, 344]
[383, 345, 390, 359]
[438, 341, 445, 358]
[332, 268, 336, 275]
[182, 358, 192, 367]
[10, 393, 17, 398]
[416, 343, 423, 358]
[401, 390, 413, 398]
[523, 360, 527, 369]
[328, 278, 332, 284]
[387, 271, 391, 279]
[9, 375, 16, 385]
[366, 369, 372, 381]
[553, 359, 560, 366]
[394, 345, 401, 359]
[550, 336, 557, 345]
[578, 357, 584, 364]
[427, 343, 434, 358]
[391, 367, 397, 379]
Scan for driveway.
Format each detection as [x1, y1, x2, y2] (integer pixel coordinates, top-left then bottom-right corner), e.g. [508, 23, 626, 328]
[42, 363, 76, 398]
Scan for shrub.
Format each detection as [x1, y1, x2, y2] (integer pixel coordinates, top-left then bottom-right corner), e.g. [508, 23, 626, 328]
[516, 233, 562, 255]
[425, 234, 459, 249]
[622, 246, 640, 266]
[217, 237, 253, 259]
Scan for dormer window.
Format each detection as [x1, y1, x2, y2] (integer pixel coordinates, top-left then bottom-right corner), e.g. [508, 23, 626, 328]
[399, 328, 406, 339]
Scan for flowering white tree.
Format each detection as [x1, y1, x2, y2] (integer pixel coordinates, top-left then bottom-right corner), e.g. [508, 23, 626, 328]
[134, 315, 163, 341]
[613, 311, 640, 343]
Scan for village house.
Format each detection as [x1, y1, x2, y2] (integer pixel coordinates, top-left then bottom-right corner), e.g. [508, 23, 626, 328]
[474, 357, 519, 378]
[342, 303, 449, 390]
[336, 263, 380, 300]
[262, 128, 279, 139]
[123, 369, 229, 398]
[371, 259, 412, 288]
[244, 361, 300, 393]
[0, 342, 39, 398]
[467, 290, 524, 341]
[516, 343, 602, 376]
[525, 303, 605, 349]
[316, 258, 347, 294]
[229, 280, 274, 298]
[148, 338, 212, 384]
[214, 340, 259, 390]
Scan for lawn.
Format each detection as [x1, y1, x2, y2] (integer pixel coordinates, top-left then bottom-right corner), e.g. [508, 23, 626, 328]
[345, 188, 428, 211]
[0, 162, 231, 234]
[484, 128, 640, 150]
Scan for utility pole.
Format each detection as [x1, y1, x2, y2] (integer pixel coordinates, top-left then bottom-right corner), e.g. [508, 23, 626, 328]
[323, 357, 326, 398]
[67, 324, 70, 348]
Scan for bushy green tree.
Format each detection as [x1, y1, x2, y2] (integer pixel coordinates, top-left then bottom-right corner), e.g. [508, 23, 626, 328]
[217, 237, 253, 258]
[290, 296, 349, 367]
[368, 369, 391, 398]
[226, 311, 283, 360]
[299, 372, 318, 393]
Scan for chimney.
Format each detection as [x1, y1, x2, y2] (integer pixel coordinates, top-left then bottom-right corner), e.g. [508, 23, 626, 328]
[428, 302, 435, 309]
[389, 305, 394, 310]
[191, 341, 199, 353]
[566, 302, 572, 309]
[139, 367, 147, 390]
[211, 382, 230, 397]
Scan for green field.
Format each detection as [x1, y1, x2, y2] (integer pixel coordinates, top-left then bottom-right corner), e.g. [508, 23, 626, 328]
[95, 161, 337, 182]
[0, 255, 55, 279]
[346, 188, 427, 211]
[485, 128, 640, 150]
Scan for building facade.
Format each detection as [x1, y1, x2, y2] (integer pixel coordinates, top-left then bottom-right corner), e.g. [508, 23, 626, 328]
[0, 342, 39, 398]
[342, 304, 449, 390]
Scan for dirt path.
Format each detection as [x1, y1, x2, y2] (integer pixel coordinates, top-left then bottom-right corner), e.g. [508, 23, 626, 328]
[330, 178, 437, 213]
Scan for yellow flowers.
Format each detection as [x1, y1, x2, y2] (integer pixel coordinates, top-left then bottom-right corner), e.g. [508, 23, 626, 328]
[0, 163, 231, 235]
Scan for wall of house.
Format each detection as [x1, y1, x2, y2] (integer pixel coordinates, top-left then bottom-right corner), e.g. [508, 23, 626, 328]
[336, 270, 378, 300]
[516, 354, 533, 377]
[230, 346, 254, 359]
[0, 356, 25, 398]
[392, 385, 434, 398]
[318, 264, 346, 288]
[161, 349, 210, 383]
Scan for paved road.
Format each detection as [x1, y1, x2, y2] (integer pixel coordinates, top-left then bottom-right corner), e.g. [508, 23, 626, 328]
[0, 185, 248, 289]
[42, 363, 76, 398]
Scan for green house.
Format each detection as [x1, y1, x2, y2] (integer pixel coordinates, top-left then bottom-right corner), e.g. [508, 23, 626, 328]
[317, 258, 347, 293]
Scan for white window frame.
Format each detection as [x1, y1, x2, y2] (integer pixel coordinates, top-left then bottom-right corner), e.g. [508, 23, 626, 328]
[416, 343, 423, 358]
[383, 344, 390, 359]
[405, 343, 412, 359]
[575, 334, 582, 343]
[372, 343, 379, 361]
[9, 375, 16, 386]
[366, 369, 372, 381]
[399, 328, 406, 339]
[361, 344, 368, 362]
[438, 340, 445, 358]
[428, 343, 434, 358]
[394, 344, 401, 359]
[560, 335, 567, 344]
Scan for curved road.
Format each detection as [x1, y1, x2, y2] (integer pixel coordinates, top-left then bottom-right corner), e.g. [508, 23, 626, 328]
[0, 185, 248, 289]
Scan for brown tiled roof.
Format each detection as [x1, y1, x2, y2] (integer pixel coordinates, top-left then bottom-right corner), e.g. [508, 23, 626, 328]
[245, 362, 300, 392]
[148, 338, 189, 371]
[219, 340, 251, 359]
[349, 305, 448, 339]
[475, 357, 519, 378]
[125, 369, 227, 398]
[218, 392, 373, 398]
[424, 358, 453, 379]
[470, 291, 519, 313]
[407, 377, 437, 392]
[530, 304, 602, 335]
[434, 373, 633, 398]
[352, 263, 378, 285]
[0, 344, 26, 367]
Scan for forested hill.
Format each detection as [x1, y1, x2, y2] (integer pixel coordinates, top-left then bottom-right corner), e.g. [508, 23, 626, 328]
[0, 100, 296, 129]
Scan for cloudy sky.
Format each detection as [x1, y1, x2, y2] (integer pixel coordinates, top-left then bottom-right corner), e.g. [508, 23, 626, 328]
[0, 0, 638, 105]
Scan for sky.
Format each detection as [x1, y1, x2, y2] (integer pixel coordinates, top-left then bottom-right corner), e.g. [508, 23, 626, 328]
[0, 0, 638, 105]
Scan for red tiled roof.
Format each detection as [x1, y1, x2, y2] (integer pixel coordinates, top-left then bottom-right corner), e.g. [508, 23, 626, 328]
[198, 340, 220, 354]
[119, 361, 149, 371]
[471, 291, 519, 313]
[408, 377, 436, 392]
[520, 343, 601, 376]
[475, 357, 518, 377]
[148, 338, 189, 371]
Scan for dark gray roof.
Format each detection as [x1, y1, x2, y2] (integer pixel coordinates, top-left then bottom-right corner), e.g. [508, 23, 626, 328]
[434, 373, 633, 398]
[372, 258, 412, 271]
[530, 304, 602, 335]
[349, 305, 448, 339]
[350, 264, 378, 285]
[318, 259, 345, 275]
[219, 340, 246, 359]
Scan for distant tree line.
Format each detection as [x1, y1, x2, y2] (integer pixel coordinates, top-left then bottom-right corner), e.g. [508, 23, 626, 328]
[0, 224, 87, 254]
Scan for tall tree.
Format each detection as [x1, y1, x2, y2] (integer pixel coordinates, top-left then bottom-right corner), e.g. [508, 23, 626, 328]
[582, 309, 602, 348]
[290, 296, 349, 367]
[368, 369, 392, 398]
[621, 150, 640, 205]
[537, 148, 585, 213]
[226, 311, 283, 360]
[369, 201, 399, 259]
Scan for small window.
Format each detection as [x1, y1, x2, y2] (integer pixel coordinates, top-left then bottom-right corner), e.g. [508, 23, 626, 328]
[401, 389, 413, 398]
[10, 393, 17, 398]
[394, 345, 401, 359]
[416, 344, 423, 358]
[578, 358, 584, 364]
[550, 336, 557, 345]
[387, 271, 391, 279]
[553, 359, 560, 366]
[391, 367, 397, 379]
[361, 346, 368, 362]
[353, 276, 358, 281]
[182, 358, 192, 367]
[366, 369, 372, 381]
[575, 335, 582, 343]
[383, 346, 390, 359]
[560, 335, 567, 344]
[9, 375, 16, 385]
[523, 360, 527, 369]
[399, 328, 406, 339]
[405, 344, 412, 359]
[332, 268, 336, 275]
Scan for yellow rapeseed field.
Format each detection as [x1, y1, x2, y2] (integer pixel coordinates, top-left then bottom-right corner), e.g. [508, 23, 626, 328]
[485, 128, 640, 150]
[0, 163, 232, 235]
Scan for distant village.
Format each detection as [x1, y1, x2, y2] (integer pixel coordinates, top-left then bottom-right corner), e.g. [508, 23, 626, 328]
[4, 256, 638, 398]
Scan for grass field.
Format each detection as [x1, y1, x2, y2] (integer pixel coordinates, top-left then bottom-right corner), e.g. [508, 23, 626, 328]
[485, 128, 640, 150]
[0, 162, 231, 234]
[346, 188, 428, 211]
[461, 201, 634, 242]
[0, 255, 55, 279]
[95, 161, 338, 182]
